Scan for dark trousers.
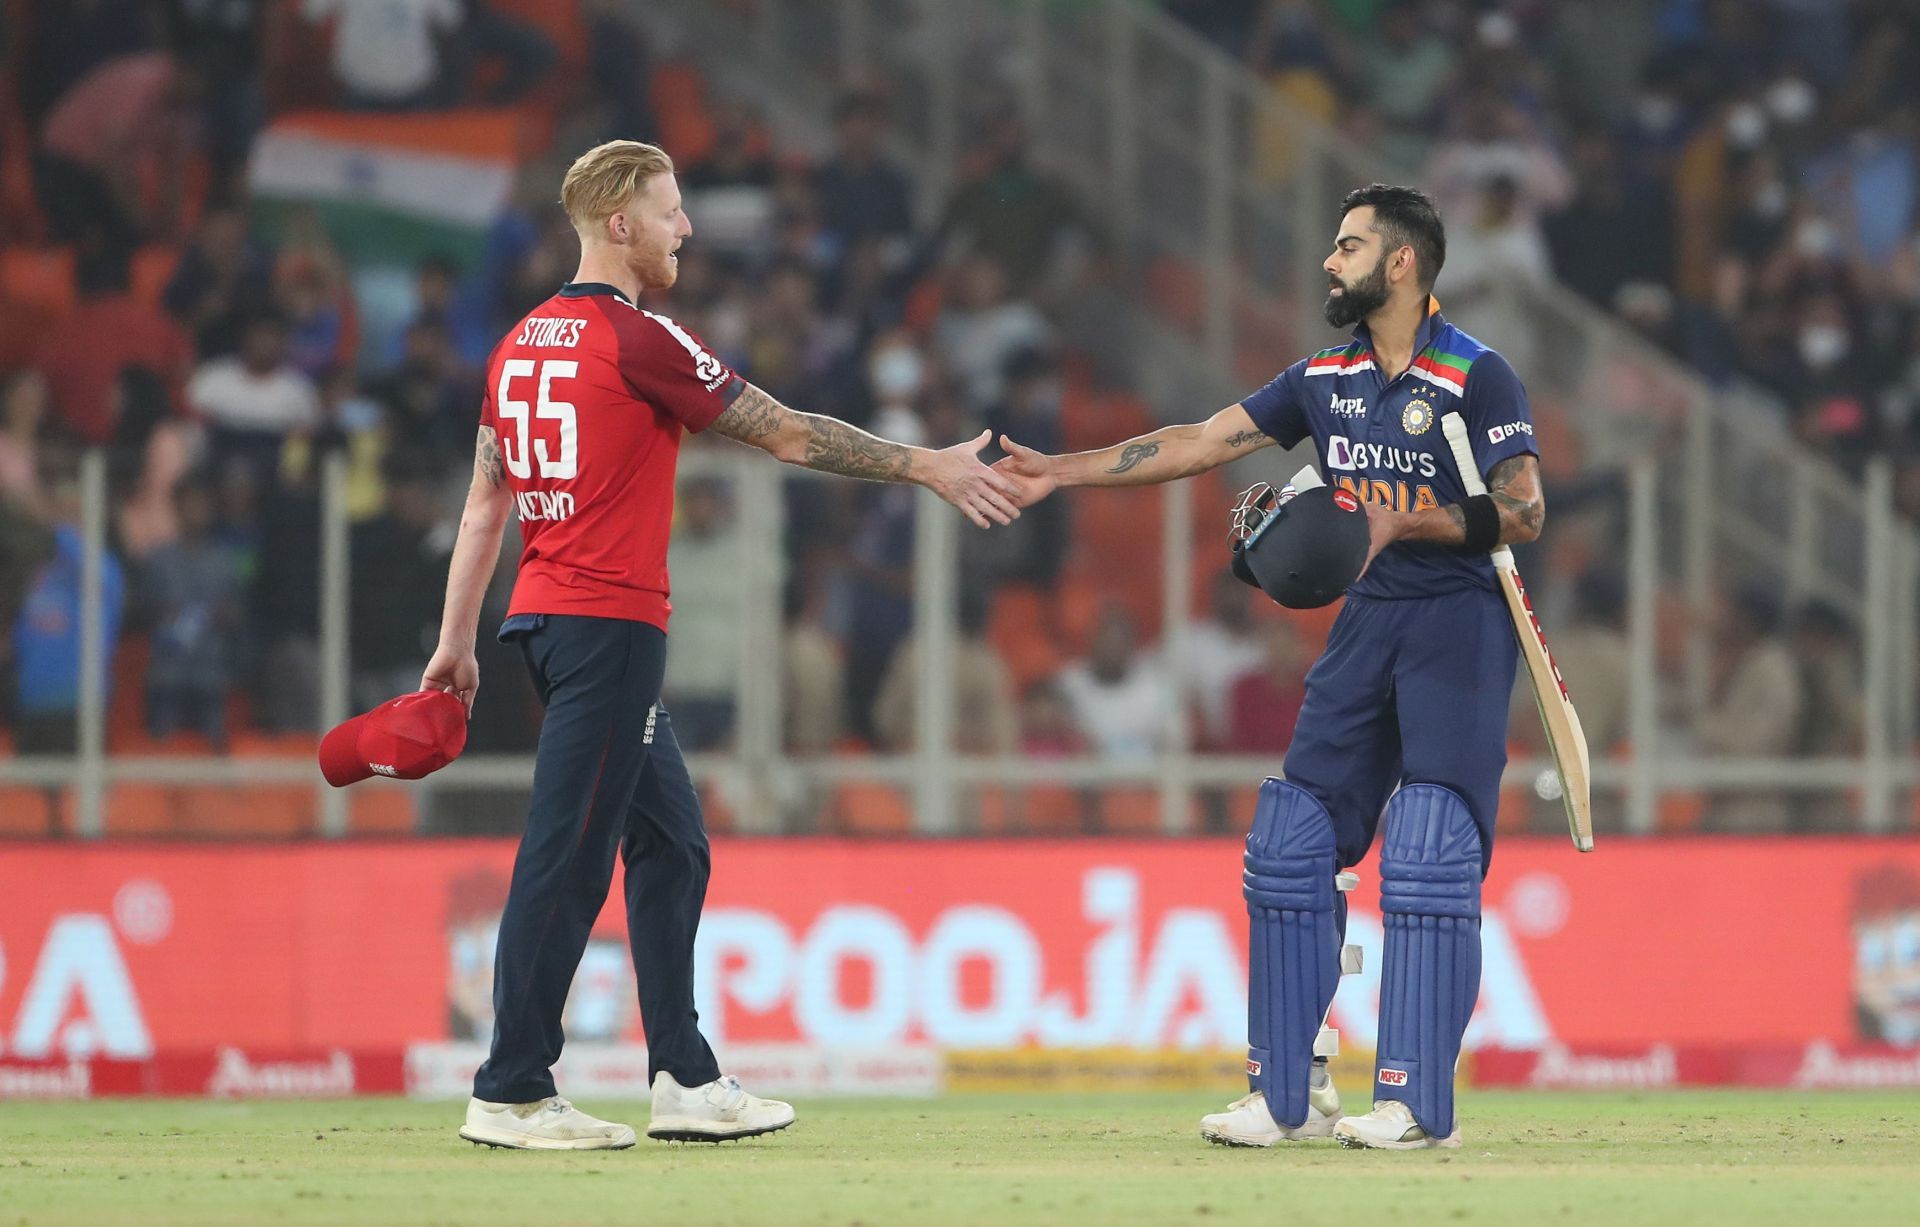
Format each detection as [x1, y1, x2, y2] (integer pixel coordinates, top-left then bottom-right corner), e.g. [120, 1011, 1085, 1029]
[472, 615, 722, 1104]
[1281, 588, 1517, 878]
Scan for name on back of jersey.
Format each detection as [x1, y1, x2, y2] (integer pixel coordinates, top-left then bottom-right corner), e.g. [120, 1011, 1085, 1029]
[515, 489, 575, 522]
[515, 317, 587, 348]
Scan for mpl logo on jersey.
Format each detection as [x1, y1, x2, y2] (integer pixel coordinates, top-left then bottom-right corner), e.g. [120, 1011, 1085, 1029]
[1328, 393, 1367, 419]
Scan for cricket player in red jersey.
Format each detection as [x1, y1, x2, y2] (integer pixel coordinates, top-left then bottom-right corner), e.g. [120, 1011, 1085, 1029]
[426, 141, 1021, 1150]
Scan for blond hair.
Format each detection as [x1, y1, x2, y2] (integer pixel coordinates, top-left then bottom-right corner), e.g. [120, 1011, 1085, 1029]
[561, 140, 676, 237]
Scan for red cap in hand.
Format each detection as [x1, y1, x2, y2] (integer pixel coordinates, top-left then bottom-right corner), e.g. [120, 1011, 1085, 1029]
[318, 691, 469, 787]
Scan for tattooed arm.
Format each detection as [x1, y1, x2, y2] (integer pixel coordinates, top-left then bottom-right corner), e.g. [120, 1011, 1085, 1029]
[422, 426, 515, 710]
[990, 403, 1274, 507]
[707, 381, 1021, 528]
[1380, 452, 1546, 549]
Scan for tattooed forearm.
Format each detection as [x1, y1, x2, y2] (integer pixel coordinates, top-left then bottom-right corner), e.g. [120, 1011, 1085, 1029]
[708, 381, 912, 480]
[798, 414, 912, 480]
[708, 382, 783, 443]
[1106, 442, 1162, 474]
[476, 426, 505, 488]
[1224, 429, 1264, 448]
[1488, 454, 1546, 540]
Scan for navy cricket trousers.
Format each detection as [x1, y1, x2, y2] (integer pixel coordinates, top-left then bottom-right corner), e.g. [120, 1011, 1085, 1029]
[472, 614, 722, 1104]
[1280, 587, 1517, 877]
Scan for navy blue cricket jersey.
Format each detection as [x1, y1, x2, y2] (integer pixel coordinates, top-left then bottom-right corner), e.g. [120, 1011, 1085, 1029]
[1241, 300, 1538, 600]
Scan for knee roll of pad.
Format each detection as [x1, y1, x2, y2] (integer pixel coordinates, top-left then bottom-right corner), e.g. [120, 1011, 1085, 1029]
[1374, 783, 1483, 1139]
[1243, 778, 1361, 1127]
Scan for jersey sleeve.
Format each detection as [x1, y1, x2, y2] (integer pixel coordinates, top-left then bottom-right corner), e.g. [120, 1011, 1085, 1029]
[1239, 359, 1312, 449]
[477, 337, 505, 434]
[618, 310, 745, 433]
[1462, 350, 1537, 476]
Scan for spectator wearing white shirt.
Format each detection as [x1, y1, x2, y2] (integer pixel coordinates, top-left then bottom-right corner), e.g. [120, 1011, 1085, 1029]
[185, 313, 321, 481]
[1058, 604, 1172, 759]
[934, 254, 1053, 411]
[1187, 570, 1265, 749]
[304, 0, 464, 109]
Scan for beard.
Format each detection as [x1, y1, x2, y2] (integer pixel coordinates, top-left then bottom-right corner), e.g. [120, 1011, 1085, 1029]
[1324, 259, 1390, 329]
[628, 237, 679, 290]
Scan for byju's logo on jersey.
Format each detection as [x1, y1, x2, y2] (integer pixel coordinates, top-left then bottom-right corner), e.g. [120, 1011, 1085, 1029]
[1329, 392, 1366, 419]
[1326, 435, 1439, 478]
[1488, 421, 1534, 445]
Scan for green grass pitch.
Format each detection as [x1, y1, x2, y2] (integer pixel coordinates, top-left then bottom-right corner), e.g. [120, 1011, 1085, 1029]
[2, 1091, 1915, 1226]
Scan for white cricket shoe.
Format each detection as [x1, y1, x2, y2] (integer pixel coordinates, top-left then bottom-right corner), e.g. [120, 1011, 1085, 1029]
[1199, 1064, 1342, 1146]
[459, 1095, 637, 1150]
[1332, 1099, 1462, 1150]
[647, 1071, 796, 1142]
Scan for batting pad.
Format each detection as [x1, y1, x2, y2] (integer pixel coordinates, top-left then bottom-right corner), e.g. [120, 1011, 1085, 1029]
[1375, 783, 1483, 1139]
[1242, 778, 1344, 1128]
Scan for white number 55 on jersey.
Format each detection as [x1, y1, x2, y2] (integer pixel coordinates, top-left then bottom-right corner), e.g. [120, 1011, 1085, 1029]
[497, 359, 578, 480]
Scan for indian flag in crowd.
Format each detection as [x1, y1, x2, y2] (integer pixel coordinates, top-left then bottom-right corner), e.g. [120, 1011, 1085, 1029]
[249, 111, 524, 266]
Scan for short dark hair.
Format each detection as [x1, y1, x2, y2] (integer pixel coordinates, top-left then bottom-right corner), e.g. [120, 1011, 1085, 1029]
[1338, 184, 1446, 291]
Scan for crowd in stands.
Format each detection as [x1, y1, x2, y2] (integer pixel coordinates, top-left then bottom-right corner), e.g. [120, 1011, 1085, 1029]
[1171, 0, 1920, 493]
[0, 0, 1886, 835]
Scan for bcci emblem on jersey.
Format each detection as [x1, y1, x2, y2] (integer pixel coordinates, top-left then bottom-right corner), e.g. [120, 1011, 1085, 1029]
[1402, 397, 1435, 435]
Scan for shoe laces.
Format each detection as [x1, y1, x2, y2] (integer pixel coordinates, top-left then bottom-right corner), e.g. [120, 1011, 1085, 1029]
[1226, 1092, 1262, 1112]
[707, 1075, 747, 1110]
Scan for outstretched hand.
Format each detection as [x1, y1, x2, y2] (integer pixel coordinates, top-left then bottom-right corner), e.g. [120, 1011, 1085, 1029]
[991, 434, 1060, 509]
[923, 429, 1023, 528]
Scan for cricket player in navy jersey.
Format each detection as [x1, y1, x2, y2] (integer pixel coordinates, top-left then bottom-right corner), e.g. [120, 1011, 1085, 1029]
[428, 140, 1021, 1151]
[995, 184, 1544, 1149]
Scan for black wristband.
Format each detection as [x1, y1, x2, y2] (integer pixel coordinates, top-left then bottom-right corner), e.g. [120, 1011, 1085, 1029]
[1459, 493, 1500, 553]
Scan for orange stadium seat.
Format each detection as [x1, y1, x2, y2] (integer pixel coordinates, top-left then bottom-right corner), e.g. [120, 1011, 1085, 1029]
[129, 245, 180, 306]
[828, 781, 914, 836]
[231, 730, 320, 759]
[0, 787, 63, 837]
[649, 60, 717, 168]
[988, 584, 1064, 691]
[1, 245, 76, 315]
[1656, 790, 1704, 833]
[176, 785, 313, 838]
[1220, 786, 1262, 836]
[698, 783, 736, 835]
[975, 786, 1086, 835]
[349, 788, 415, 836]
[1096, 788, 1188, 835]
[95, 784, 182, 837]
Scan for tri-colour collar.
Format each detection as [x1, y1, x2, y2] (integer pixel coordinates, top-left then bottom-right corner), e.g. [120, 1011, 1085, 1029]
[558, 281, 635, 304]
[1349, 294, 1446, 359]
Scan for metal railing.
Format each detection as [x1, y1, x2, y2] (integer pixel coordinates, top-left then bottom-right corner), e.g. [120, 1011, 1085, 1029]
[5, 0, 1915, 837]
[3, 441, 1915, 838]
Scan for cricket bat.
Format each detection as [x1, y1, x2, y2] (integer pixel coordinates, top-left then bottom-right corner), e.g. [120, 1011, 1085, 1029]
[1440, 413, 1595, 852]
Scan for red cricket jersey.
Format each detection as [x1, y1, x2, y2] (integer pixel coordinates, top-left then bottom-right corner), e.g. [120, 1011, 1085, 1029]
[480, 282, 742, 629]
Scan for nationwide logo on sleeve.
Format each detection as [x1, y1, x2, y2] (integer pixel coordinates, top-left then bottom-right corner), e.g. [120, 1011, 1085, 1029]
[1332, 489, 1360, 512]
[1402, 398, 1435, 435]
